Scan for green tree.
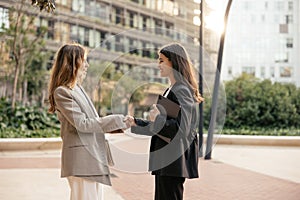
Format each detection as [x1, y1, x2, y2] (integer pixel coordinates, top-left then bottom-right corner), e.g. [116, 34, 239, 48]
[26, 53, 51, 106]
[0, 1, 48, 108]
[224, 73, 300, 129]
[83, 61, 145, 115]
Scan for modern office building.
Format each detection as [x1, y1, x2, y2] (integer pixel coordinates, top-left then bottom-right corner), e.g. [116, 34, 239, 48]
[222, 0, 300, 86]
[0, 0, 203, 82]
[0, 0, 218, 114]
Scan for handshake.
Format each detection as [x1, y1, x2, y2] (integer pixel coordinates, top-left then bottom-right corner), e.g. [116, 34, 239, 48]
[123, 115, 136, 128]
[121, 104, 161, 130]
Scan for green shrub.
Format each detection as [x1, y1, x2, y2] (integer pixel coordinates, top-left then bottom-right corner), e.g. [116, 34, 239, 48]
[0, 127, 60, 138]
[0, 98, 60, 138]
[221, 128, 300, 136]
[204, 74, 300, 130]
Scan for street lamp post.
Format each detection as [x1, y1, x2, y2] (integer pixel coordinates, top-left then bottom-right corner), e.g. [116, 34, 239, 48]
[205, 0, 233, 159]
[198, 0, 204, 157]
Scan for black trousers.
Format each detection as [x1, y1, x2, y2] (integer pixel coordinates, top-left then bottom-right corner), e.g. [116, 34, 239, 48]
[154, 175, 186, 200]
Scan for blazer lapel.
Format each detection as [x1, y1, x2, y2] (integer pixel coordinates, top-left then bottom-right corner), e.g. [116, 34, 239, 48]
[72, 85, 98, 118]
[78, 85, 99, 116]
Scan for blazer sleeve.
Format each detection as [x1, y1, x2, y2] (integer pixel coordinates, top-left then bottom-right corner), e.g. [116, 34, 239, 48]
[130, 118, 157, 136]
[54, 86, 127, 133]
[152, 85, 194, 140]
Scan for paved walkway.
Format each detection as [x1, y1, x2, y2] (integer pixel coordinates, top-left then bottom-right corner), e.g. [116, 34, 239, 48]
[0, 136, 300, 200]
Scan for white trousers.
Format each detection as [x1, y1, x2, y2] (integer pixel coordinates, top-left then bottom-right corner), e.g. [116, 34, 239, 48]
[67, 176, 103, 200]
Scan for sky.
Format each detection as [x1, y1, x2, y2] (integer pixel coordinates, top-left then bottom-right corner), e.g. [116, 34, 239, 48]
[204, 0, 229, 34]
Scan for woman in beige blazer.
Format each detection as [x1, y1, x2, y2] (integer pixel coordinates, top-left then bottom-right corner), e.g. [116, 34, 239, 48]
[48, 43, 129, 200]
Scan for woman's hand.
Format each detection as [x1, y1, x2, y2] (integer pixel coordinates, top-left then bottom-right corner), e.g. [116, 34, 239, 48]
[149, 104, 160, 122]
[124, 115, 136, 126]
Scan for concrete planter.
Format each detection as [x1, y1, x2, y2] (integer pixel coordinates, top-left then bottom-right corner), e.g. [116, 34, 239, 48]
[0, 135, 299, 151]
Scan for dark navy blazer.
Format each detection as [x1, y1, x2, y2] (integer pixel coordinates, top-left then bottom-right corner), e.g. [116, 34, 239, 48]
[131, 82, 199, 179]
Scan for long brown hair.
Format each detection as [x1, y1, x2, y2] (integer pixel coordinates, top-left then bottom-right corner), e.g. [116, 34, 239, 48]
[159, 43, 204, 103]
[48, 43, 86, 113]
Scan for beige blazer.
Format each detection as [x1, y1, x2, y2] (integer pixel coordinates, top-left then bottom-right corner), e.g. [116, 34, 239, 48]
[54, 85, 126, 184]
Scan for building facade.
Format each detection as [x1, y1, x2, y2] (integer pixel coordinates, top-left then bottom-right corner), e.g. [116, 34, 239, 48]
[222, 0, 300, 86]
[0, 0, 202, 83]
[1, 0, 218, 114]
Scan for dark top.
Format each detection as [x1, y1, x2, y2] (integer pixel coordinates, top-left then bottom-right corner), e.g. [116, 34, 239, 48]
[131, 82, 199, 179]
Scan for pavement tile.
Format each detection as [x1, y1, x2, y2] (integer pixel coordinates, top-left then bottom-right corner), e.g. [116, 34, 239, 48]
[0, 157, 60, 169]
[1, 148, 300, 200]
[111, 159, 300, 200]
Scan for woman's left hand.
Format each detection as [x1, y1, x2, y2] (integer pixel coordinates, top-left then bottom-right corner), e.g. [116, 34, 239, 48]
[149, 104, 160, 122]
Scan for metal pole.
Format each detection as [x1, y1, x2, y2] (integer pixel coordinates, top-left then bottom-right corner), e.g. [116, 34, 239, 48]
[205, 0, 233, 159]
[198, 0, 204, 157]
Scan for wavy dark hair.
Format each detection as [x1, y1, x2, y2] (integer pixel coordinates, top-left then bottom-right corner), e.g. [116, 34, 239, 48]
[159, 43, 203, 103]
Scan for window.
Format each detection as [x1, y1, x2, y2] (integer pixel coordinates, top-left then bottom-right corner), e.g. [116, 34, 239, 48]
[142, 41, 150, 57]
[129, 12, 135, 28]
[275, 52, 288, 63]
[270, 67, 275, 78]
[280, 66, 292, 77]
[70, 25, 86, 45]
[78, 27, 85, 44]
[286, 38, 293, 48]
[35, 17, 54, 39]
[145, 0, 156, 9]
[57, 0, 67, 5]
[142, 15, 147, 30]
[89, 30, 100, 48]
[0, 7, 9, 31]
[70, 26, 78, 41]
[264, 2, 268, 9]
[60, 24, 68, 43]
[115, 7, 125, 25]
[47, 20, 55, 39]
[260, 67, 265, 78]
[98, 4, 109, 22]
[242, 66, 255, 76]
[275, 1, 284, 11]
[285, 15, 293, 24]
[288, 1, 293, 11]
[100, 31, 106, 42]
[115, 35, 124, 52]
[165, 22, 174, 38]
[129, 38, 138, 55]
[228, 66, 232, 76]
[154, 19, 163, 35]
[84, 28, 89, 46]
[72, 0, 85, 13]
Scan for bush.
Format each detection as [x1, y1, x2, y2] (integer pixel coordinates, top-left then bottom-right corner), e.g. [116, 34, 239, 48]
[204, 74, 300, 130]
[0, 127, 60, 138]
[0, 98, 60, 138]
[220, 128, 300, 136]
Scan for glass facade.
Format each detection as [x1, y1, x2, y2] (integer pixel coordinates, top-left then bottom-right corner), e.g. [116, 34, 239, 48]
[223, 0, 300, 86]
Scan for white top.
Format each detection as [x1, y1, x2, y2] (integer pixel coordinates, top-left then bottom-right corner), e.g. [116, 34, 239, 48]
[163, 86, 172, 97]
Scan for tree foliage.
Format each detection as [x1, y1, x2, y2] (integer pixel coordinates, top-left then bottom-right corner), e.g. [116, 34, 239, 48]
[31, 0, 56, 13]
[0, 1, 49, 108]
[83, 61, 145, 115]
[206, 74, 300, 129]
[0, 97, 59, 131]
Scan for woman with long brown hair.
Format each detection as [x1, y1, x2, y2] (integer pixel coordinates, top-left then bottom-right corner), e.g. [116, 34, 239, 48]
[48, 43, 129, 200]
[126, 43, 203, 200]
